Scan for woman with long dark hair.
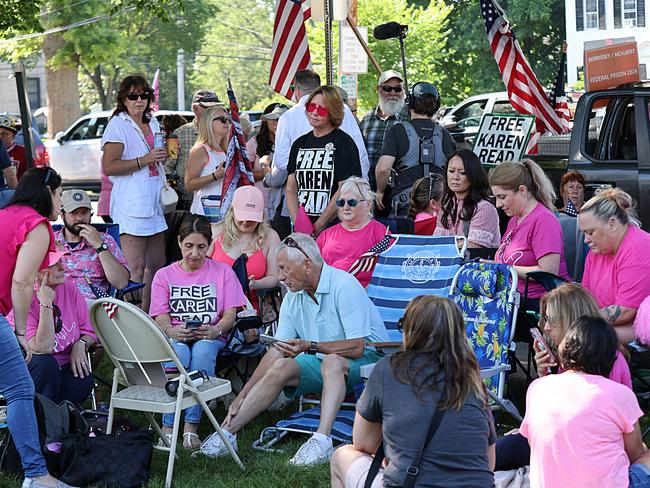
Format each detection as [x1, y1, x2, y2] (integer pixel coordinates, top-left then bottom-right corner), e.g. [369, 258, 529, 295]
[0, 167, 76, 488]
[331, 296, 496, 488]
[101, 74, 168, 311]
[434, 149, 500, 248]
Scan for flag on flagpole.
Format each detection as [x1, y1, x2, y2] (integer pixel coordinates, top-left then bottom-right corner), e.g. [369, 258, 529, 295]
[151, 68, 160, 113]
[219, 82, 254, 219]
[549, 44, 571, 133]
[269, 0, 312, 100]
[347, 234, 394, 277]
[479, 0, 569, 154]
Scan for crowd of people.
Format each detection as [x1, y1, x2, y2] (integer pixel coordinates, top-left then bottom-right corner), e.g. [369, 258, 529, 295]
[2, 67, 650, 488]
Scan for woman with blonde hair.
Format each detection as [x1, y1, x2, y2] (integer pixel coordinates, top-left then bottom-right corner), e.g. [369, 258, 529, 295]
[488, 159, 570, 303]
[316, 176, 387, 287]
[331, 295, 496, 488]
[578, 188, 650, 344]
[185, 105, 231, 215]
[210, 185, 280, 313]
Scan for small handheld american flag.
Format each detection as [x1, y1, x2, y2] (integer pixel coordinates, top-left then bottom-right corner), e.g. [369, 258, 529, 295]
[84, 275, 118, 319]
[564, 199, 578, 217]
[347, 234, 394, 277]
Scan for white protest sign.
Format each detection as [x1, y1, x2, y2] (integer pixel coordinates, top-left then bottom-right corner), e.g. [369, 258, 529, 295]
[339, 25, 368, 74]
[473, 114, 535, 165]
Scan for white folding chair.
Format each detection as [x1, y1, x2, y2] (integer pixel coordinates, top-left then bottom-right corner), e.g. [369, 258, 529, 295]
[89, 298, 244, 488]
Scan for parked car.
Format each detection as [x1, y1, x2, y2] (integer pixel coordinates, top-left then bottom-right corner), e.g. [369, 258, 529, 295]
[439, 92, 514, 149]
[46, 110, 194, 191]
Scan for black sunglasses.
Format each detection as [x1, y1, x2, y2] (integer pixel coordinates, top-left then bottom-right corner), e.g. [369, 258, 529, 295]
[335, 198, 365, 208]
[126, 92, 151, 101]
[380, 85, 403, 93]
[44, 167, 55, 186]
[282, 236, 310, 260]
[52, 304, 63, 334]
[213, 116, 231, 124]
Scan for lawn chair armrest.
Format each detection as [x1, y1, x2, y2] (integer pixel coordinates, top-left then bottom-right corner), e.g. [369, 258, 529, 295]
[479, 364, 510, 380]
[115, 281, 145, 301]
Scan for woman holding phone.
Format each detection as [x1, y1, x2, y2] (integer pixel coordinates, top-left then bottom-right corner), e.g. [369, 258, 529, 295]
[150, 214, 246, 450]
[184, 105, 231, 216]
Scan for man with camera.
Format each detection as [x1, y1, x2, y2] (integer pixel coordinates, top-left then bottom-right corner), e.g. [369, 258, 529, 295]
[375, 82, 456, 218]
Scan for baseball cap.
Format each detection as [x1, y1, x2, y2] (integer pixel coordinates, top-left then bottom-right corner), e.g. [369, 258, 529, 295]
[46, 250, 70, 268]
[261, 104, 289, 121]
[61, 189, 92, 213]
[378, 70, 404, 86]
[231, 186, 264, 223]
[192, 90, 222, 107]
[0, 115, 19, 133]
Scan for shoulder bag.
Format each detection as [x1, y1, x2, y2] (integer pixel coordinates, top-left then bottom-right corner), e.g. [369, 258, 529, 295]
[158, 162, 178, 214]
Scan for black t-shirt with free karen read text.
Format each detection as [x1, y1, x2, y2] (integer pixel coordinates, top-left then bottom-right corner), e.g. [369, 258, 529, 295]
[287, 128, 361, 220]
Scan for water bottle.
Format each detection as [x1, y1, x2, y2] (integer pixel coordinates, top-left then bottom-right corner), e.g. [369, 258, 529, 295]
[165, 370, 208, 396]
[153, 132, 165, 149]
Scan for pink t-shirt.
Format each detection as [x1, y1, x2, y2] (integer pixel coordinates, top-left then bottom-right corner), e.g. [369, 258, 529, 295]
[582, 225, 650, 310]
[8, 281, 97, 367]
[316, 219, 387, 288]
[495, 203, 570, 298]
[520, 371, 642, 488]
[433, 198, 501, 247]
[150, 259, 247, 328]
[558, 350, 632, 390]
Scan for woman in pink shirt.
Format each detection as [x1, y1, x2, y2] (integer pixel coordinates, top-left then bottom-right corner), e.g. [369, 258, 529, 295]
[520, 315, 650, 488]
[489, 159, 570, 302]
[434, 150, 500, 248]
[317, 177, 387, 288]
[578, 188, 650, 345]
[150, 214, 246, 450]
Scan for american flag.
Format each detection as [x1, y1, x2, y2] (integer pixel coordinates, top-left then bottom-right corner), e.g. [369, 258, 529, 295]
[84, 275, 118, 319]
[269, 0, 312, 99]
[219, 85, 254, 219]
[348, 234, 394, 277]
[480, 0, 569, 154]
[549, 46, 571, 133]
[564, 198, 578, 217]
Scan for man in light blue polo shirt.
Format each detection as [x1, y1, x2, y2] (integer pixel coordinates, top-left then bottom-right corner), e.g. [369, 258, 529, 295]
[209, 233, 387, 466]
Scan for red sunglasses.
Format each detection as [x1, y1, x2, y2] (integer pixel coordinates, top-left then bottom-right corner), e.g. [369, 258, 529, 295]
[306, 103, 329, 117]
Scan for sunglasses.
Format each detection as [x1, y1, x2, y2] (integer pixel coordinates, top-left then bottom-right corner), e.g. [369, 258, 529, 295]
[335, 198, 365, 208]
[213, 116, 231, 124]
[282, 236, 310, 260]
[397, 317, 405, 332]
[126, 92, 151, 101]
[306, 103, 329, 117]
[44, 167, 55, 186]
[53, 304, 63, 334]
[380, 85, 403, 93]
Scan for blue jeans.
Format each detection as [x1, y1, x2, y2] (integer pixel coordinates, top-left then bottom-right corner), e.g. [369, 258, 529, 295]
[0, 315, 48, 477]
[28, 354, 94, 406]
[162, 338, 226, 427]
[630, 463, 650, 488]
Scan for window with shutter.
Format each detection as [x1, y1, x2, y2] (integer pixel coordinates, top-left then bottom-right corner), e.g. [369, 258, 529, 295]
[638, 0, 646, 26]
[614, 0, 622, 27]
[576, 0, 585, 30]
[623, 0, 637, 26]
[585, 0, 599, 28]
[598, 0, 606, 28]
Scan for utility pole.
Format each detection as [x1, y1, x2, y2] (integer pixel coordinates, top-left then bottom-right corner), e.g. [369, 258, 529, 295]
[177, 49, 185, 111]
[14, 64, 34, 169]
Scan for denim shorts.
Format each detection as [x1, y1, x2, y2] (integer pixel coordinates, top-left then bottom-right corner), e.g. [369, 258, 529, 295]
[630, 463, 650, 488]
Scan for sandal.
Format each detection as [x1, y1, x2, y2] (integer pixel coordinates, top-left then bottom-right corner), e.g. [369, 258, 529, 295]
[183, 432, 201, 451]
[157, 432, 173, 448]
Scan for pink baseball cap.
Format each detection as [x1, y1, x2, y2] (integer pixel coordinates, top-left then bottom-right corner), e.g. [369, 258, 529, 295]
[232, 186, 264, 223]
[45, 250, 69, 268]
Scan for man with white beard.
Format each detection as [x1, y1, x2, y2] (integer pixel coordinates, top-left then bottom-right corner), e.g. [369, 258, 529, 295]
[360, 70, 409, 193]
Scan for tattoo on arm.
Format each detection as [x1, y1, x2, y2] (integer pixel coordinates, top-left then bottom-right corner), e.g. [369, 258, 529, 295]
[603, 305, 622, 324]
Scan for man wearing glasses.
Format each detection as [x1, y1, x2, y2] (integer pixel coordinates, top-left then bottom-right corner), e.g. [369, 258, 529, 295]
[206, 233, 388, 467]
[359, 70, 409, 194]
[54, 189, 130, 299]
[165, 90, 223, 210]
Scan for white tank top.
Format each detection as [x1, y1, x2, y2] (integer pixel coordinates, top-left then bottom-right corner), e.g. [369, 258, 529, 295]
[190, 144, 226, 215]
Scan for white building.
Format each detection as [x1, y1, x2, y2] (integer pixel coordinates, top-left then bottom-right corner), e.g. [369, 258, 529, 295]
[0, 57, 47, 114]
[565, 0, 649, 85]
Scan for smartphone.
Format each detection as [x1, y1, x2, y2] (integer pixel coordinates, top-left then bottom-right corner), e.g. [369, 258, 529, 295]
[185, 320, 202, 329]
[259, 334, 288, 345]
[530, 328, 556, 364]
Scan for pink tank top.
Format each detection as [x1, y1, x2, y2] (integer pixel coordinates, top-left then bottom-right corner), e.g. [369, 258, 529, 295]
[210, 238, 267, 280]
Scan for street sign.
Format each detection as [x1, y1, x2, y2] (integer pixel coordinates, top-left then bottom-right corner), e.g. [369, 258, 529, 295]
[473, 113, 535, 165]
[339, 73, 358, 99]
[339, 25, 368, 74]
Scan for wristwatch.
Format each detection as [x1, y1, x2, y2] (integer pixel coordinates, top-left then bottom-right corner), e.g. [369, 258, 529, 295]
[95, 242, 109, 254]
[307, 341, 318, 355]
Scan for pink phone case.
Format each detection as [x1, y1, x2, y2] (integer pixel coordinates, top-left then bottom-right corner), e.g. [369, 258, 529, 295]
[530, 328, 556, 364]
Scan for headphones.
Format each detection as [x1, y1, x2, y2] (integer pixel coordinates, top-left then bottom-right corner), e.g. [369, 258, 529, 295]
[406, 82, 441, 112]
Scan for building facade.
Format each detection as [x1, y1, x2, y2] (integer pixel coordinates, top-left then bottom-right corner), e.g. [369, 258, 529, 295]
[566, 0, 649, 85]
[0, 57, 47, 114]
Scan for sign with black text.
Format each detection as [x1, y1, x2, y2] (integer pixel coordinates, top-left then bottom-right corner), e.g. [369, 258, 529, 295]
[473, 114, 535, 165]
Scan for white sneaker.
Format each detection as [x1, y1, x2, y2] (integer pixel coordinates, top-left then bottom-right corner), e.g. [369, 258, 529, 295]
[288, 435, 334, 466]
[196, 429, 237, 458]
[22, 479, 79, 488]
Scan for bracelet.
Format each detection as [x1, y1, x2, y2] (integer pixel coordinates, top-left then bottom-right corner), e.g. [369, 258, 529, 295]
[39, 303, 53, 309]
[136, 157, 142, 170]
[212, 172, 218, 182]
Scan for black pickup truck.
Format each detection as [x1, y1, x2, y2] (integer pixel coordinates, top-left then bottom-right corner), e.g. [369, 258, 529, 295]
[531, 83, 649, 229]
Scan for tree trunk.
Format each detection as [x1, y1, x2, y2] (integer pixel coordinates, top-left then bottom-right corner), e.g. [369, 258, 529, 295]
[43, 32, 81, 138]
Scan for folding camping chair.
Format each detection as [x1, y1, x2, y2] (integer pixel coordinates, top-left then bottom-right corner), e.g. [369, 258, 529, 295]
[252, 234, 468, 451]
[449, 262, 522, 421]
[89, 298, 243, 488]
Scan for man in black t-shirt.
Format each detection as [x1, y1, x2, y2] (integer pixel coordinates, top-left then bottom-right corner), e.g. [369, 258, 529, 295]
[376, 82, 456, 218]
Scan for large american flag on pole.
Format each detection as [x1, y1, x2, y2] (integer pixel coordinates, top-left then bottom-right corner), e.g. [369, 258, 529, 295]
[348, 234, 394, 277]
[480, 0, 569, 154]
[220, 83, 254, 219]
[269, 0, 312, 100]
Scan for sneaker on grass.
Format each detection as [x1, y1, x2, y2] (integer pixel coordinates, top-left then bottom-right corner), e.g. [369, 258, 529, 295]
[288, 435, 334, 466]
[196, 429, 237, 458]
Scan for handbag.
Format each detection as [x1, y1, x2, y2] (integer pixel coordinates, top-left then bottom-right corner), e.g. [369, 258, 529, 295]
[60, 430, 154, 488]
[158, 163, 178, 214]
[364, 403, 445, 488]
